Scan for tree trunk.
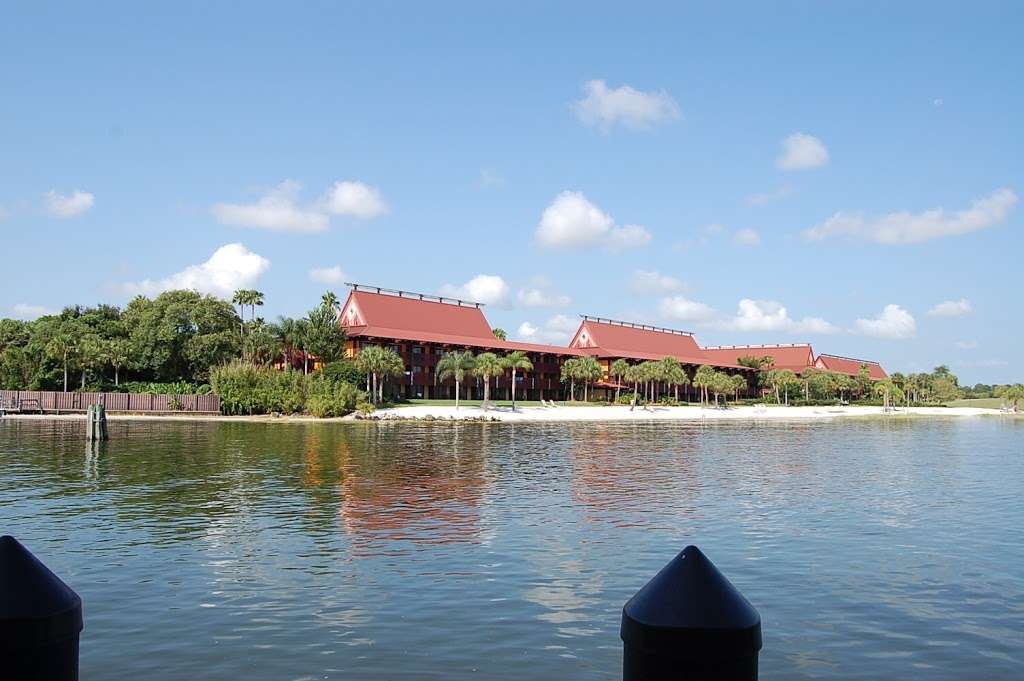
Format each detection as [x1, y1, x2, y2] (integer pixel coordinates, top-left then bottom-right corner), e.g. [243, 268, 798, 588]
[303, 351, 308, 375]
[63, 354, 69, 392]
[570, 379, 575, 401]
[372, 373, 379, 404]
[511, 369, 517, 410]
[115, 366, 120, 387]
[81, 369, 86, 389]
[675, 385, 679, 400]
[615, 380, 621, 402]
[455, 379, 460, 410]
[630, 384, 638, 411]
[483, 376, 490, 409]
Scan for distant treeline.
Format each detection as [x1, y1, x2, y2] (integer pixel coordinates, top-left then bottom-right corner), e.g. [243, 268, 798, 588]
[0, 288, 352, 395]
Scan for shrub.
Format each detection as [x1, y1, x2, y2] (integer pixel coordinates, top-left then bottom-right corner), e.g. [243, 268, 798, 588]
[116, 381, 212, 395]
[616, 393, 640, 405]
[658, 397, 681, 406]
[210, 361, 364, 416]
[356, 402, 376, 416]
[320, 359, 365, 388]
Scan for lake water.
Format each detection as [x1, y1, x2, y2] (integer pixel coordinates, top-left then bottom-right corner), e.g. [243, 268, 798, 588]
[1, 418, 1022, 680]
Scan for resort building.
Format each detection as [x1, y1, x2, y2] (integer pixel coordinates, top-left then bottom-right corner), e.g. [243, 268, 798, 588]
[338, 285, 753, 401]
[702, 343, 816, 374]
[813, 354, 888, 380]
[336, 284, 888, 400]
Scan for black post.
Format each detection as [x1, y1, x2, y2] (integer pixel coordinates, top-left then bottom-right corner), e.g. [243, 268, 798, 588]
[0, 536, 83, 680]
[621, 545, 761, 681]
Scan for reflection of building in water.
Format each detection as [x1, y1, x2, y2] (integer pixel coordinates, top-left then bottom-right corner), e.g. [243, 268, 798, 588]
[568, 423, 701, 529]
[335, 426, 491, 551]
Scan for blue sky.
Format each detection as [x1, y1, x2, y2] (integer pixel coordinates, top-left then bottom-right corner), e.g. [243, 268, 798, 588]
[1, 2, 1021, 383]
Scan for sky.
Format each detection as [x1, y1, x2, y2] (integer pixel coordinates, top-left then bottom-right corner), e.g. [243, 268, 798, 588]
[1, 2, 1021, 384]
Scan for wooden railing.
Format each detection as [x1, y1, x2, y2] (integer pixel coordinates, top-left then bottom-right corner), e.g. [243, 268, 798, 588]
[0, 390, 221, 414]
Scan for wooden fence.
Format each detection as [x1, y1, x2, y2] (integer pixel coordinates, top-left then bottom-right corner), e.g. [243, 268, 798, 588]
[0, 390, 221, 414]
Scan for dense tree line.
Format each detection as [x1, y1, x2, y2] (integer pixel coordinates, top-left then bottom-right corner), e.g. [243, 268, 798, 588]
[0, 289, 350, 392]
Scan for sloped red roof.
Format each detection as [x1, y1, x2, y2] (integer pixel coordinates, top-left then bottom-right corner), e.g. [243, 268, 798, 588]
[569, 319, 743, 368]
[340, 289, 587, 356]
[814, 354, 888, 380]
[341, 289, 495, 339]
[702, 344, 815, 372]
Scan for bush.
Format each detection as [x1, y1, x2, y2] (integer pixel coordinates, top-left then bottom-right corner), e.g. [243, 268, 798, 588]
[210, 361, 365, 416]
[320, 359, 365, 388]
[356, 402, 376, 416]
[116, 381, 212, 395]
[658, 397, 681, 406]
[616, 393, 639, 405]
[307, 382, 361, 417]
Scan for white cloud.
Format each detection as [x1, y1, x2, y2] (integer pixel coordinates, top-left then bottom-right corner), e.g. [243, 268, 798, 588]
[804, 188, 1018, 244]
[120, 243, 271, 299]
[573, 79, 680, 132]
[854, 304, 916, 339]
[776, 133, 829, 171]
[536, 191, 651, 251]
[955, 340, 979, 350]
[439, 274, 510, 306]
[517, 284, 571, 308]
[746, 186, 793, 206]
[516, 314, 578, 344]
[309, 265, 346, 285]
[658, 296, 717, 323]
[733, 228, 761, 247]
[630, 270, 684, 295]
[213, 180, 329, 233]
[928, 299, 972, 317]
[954, 358, 1008, 368]
[723, 299, 839, 334]
[10, 303, 55, 320]
[320, 181, 389, 219]
[478, 168, 504, 188]
[45, 189, 94, 218]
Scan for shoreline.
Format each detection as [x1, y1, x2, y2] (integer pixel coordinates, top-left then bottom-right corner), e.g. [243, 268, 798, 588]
[0, 404, 1013, 424]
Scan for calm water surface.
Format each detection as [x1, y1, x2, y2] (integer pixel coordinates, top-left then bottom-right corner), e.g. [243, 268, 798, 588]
[1, 418, 1022, 680]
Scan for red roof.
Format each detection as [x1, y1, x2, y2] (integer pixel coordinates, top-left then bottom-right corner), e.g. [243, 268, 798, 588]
[339, 290, 586, 356]
[569, 319, 743, 368]
[702, 344, 815, 372]
[814, 354, 888, 380]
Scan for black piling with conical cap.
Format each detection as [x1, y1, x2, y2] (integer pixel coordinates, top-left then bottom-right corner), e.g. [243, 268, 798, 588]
[621, 545, 761, 681]
[0, 535, 83, 680]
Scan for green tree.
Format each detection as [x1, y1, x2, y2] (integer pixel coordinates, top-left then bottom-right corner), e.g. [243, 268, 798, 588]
[106, 338, 131, 386]
[578, 356, 603, 402]
[623, 363, 644, 411]
[78, 334, 107, 388]
[305, 302, 346, 365]
[709, 371, 733, 407]
[693, 365, 716, 406]
[560, 357, 581, 401]
[873, 379, 903, 411]
[1002, 385, 1024, 411]
[610, 359, 630, 402]
[658, 357, 688, 401]
[503, 350, 533, 411]
[730, 373, 748, 401]
[321, 291, 340, 313]
[242, 321, 282, 366]
[436, 350, 476, 409]
[474, 352, 505, 409]
[776, 369, 800, 406]
[45, 323, 81, 392]
[491, 328, 508, 341]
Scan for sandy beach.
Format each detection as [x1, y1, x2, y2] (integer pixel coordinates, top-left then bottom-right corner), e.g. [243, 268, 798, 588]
[372, 404, 1007, 422]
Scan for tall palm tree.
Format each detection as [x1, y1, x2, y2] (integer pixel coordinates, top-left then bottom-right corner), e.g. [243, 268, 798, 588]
[730, 373, 747, 402]
[503, 351, 533, 411]
[473, 352, 504, 409]
[610, 359, 630, 402]
[277, 317, 298, 369]
[106, 338, 131, 387]
[560, 357, 581, 401]
[321, 291, 340, 312]
[693, 365, 716, 407]
[251, 290, 265, 322]
[436, 351, 476, 409]
[578, 356, 603, 402]
[623, 364, 643, 411]
[45, 332, 76, 392]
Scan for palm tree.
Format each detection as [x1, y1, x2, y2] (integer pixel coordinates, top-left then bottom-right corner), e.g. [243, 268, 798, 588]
[106, 338, 131, 387]
[693, 365, 716, 407]
[78, 334, 106, 388]
[474, 352, 504, 409]
[658, 357, 687, 401]
[873, 379, 903, 412]
[491, 328, 507, 341]
[730, 373, 747, 402]
[710, 371, 732, 407]
[776, 369, 799, 406]
[578, 356, 603, 402]
[277, 317, 298, 369]
[610, 359, 630, 402]
[560, 357, 581, 401]
[251, 290, 265, 322]
[321, 291, 340, 313]
[45, 332, 76, 392]
[623, 364, 643, 411]
[436, 351, 476, 409]
[503, 351, 533, 411]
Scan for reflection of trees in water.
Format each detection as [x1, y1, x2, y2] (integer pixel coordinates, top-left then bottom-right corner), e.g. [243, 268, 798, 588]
[336, 423, 491, 554]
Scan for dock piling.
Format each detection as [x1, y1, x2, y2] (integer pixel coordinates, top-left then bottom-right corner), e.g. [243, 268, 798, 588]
[621, 545, 762, 681]
[85, 404, 108, 441]
[0, 536, 83, 681]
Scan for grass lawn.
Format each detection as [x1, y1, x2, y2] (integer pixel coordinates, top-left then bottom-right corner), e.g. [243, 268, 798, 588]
[944, 397, 1011, 409]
